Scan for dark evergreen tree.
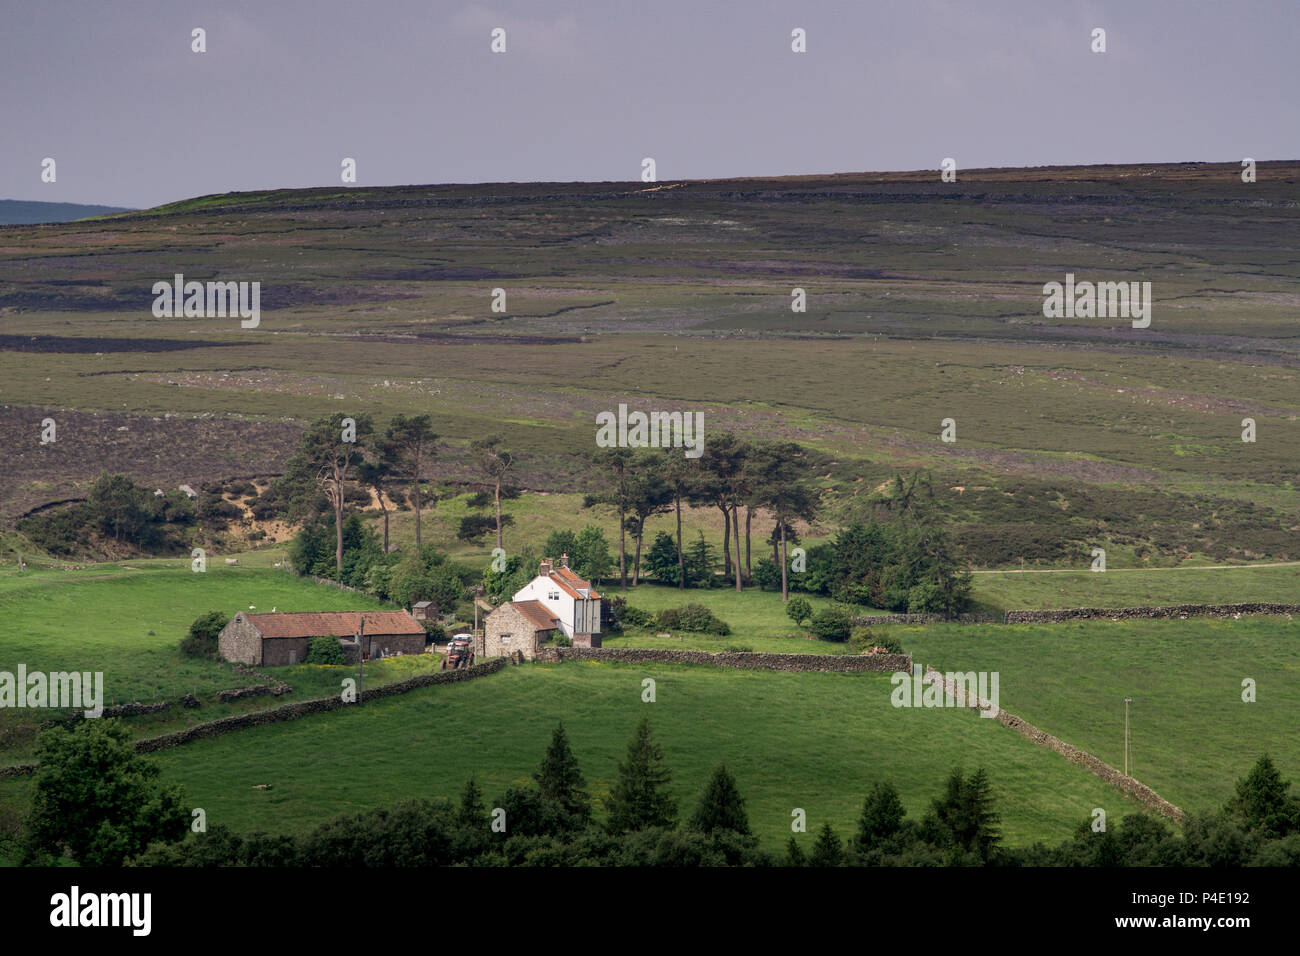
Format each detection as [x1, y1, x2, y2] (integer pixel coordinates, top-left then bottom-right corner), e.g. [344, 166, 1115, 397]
[1227, 754, 1298, 838]
[923, 767, 1001, 861]
[605, 717, 676, 834]
[457, 776, 487, 831]
[962, 768, 1002, 859]
[689, 764, 751, 836]
[853, 780, 907, 853]
[785, 835, 807, 866]
[809, 821, 843, 867]
[535, 723, 591, 828]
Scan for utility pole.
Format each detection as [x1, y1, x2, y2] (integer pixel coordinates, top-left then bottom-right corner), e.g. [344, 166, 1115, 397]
[1124, 697, 1133, 776]
[357, 615, 366, 705]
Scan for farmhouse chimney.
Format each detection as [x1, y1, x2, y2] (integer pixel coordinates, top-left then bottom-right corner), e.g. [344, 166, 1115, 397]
[560, 552, 569, 569]
[539, 558, 552, 577]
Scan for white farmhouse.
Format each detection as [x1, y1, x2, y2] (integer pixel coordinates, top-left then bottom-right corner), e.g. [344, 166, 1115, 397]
[511, 555, 602, 640]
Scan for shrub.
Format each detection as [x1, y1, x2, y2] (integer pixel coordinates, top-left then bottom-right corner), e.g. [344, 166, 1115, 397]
[421, 622, 446, 644]
[457, 513, 512, 542]
[180, 610, 228, 660]
[197, 494, 242, 526]
[752, 558, 781, 591]
[25, 720, 188, 866]
[554, 634, 573, 647]
[249, 499, 279, 521]
[653, 604, 730, 636]
[876, 635, 905, 655]
[621, 606, 653, 628]
[808, 606, 852, 642]
[785, 597, 813, 627]
[305, 635, 346, 665]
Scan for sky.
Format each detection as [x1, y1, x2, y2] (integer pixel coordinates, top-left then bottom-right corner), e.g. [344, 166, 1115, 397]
[2, 0, 1297, 208]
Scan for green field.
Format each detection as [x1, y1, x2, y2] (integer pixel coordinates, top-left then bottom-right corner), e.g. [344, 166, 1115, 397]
[901, 617, 1300, 813]
[130, 661, 1148, 849]
[0, 562, 444, 762]
[5, 544, 1300, 860]
[971, 564, 1300, 611]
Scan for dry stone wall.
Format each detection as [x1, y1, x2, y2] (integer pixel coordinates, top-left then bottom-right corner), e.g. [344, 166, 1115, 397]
[538, 646, 911, 673]
[0, 659, 506, 777]
[1005, 602, 1300, 624]
[851, 612, 999, 626]
[923, 666, 1185, 823]
[134, 658, 506, 754]
[852, 603, 1299, 628]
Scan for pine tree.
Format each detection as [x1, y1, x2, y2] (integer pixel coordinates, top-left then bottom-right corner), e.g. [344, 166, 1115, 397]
[961, 768, 1002, 860]
[605, 717, 676, 834]
[927, 766, 966, 848]
[1228, 754, 1299, 837]
[457, 776, 486, 831]
[535, 722, 591, 826]
[685, 531, 718, 587]
[689, 764, 751, 836]
[809, 821, 843, 867]
[785, 835, 807, 866]
[853, 780, 907, 853]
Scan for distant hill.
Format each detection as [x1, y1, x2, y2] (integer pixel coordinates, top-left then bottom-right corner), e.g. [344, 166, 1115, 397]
[0, 199, 132, 225]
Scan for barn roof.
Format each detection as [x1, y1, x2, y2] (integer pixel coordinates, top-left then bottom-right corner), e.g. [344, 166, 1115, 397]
[511, 600, 562, 631]
[244, 611, 424, 639]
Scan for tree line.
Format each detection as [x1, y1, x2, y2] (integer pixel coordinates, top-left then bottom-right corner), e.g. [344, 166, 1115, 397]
[12, 717, 1298, 868]
[279, 414, 972, 612]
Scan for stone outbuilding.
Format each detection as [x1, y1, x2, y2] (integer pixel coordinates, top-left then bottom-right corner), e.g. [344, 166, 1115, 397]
[483, 600, 564, 661]
[218, 610, 427, 666]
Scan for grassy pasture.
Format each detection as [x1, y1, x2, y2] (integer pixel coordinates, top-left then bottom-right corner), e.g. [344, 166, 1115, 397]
[117, 661, 1147, 850]
[971, 563, 1300, 610]
[900, 617, 1300, 814]
[0, 563, 443, 762]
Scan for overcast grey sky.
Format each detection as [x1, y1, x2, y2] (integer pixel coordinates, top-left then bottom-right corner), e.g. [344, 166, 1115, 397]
[3, 0, 1296, 208]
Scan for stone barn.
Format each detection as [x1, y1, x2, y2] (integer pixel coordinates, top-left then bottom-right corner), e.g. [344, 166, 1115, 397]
[411, 600, 438, 622]
[483, 600, 565, 661]
[218, 611, 427, 666]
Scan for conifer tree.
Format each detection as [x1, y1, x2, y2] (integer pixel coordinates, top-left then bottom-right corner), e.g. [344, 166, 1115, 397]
[457, 775, 486, 831]
[785, 835, 807, 866]
[689, 764, 751, 836]
[605, 717, 676, 834]
[535, 722, 591, 826]
[962, 767, 1002, 860]
[809, 821, 843, 867]
[1227, 754, 1298, 838]
[853, 780, 907, 853]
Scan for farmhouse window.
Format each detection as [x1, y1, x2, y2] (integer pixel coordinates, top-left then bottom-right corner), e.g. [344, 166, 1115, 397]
[548, 590, 560, 600]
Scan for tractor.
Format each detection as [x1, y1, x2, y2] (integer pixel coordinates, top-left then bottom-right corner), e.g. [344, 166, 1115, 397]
[442, 634, 475, 670]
